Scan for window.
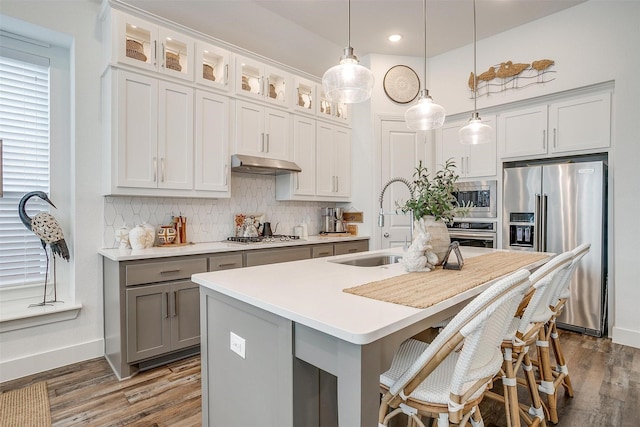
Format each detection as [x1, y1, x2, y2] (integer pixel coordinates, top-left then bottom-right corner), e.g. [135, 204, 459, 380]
[0, 48, 51, 289]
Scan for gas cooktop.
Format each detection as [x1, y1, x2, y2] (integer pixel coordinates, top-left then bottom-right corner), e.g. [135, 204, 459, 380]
[226, 235, 301, 244]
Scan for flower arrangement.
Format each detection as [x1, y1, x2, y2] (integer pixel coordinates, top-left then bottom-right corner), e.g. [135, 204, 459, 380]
[400, 158, 465, 222]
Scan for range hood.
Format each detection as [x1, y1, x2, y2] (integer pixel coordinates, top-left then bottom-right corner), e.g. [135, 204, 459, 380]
[230, 154, 301, 175]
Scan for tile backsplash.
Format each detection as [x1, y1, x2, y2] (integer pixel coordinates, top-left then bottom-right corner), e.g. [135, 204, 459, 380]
[103, 173, 334, 248]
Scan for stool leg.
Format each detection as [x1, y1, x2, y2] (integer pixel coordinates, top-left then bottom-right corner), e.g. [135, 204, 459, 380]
[549, 320, 574, 398]
[523, 352, 546, 427]
[503, 348, 521, 427]
[537, 328, 558, 424]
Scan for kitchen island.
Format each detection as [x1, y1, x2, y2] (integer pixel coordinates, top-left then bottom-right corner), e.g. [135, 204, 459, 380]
[192, 246, 551, 427]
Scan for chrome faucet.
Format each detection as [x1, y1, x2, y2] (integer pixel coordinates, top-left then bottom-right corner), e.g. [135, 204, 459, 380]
[378, 177, 415, 245]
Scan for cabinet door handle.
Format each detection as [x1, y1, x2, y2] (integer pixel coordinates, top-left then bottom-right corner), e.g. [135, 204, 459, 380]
[218, 262, 238, 268]
[466, 156, 470, 174]
[153, 41, 157, 66]
[224, 64, 229, 85]
[161, 43, 166, 68]
[336, 176, 339, 193]
[153, 157, 157, 182]
[161, 157, 165, 182]
[172, 291, 177, 317]
[163, 292, 169, 319]
[261, 133, 265, 152]
[553, 128, 557, 148]
[542, 129, 546, 149]
[266, 134, 270, 153]
[296, 172, 299, 190]
[224, 164, 228, 185]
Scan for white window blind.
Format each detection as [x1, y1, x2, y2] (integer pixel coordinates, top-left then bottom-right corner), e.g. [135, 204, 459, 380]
[0, 51, 50, 288]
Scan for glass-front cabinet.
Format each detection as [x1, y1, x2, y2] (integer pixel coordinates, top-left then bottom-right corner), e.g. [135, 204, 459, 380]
[235, 55, 289, 106]
[195, 42, 231, 91]
[111, 10, 194, 81]
[293, 76, 315, 115]
[316, 85, 350, 124]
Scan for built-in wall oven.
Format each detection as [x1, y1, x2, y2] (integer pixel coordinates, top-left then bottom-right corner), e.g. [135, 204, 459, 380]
[447, 221, 497, 249]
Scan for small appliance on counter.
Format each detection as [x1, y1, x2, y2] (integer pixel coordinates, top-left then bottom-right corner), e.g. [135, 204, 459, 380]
[320, 207, 349, 234]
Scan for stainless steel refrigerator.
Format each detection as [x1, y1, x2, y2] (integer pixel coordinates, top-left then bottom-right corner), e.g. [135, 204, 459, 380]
[503, 157, 607, 336]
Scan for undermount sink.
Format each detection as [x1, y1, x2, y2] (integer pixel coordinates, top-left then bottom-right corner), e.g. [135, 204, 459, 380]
[330, 254, 403, 267]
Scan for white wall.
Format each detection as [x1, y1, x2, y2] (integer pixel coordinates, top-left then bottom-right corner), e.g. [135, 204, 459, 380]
[0, 0, 105, 381]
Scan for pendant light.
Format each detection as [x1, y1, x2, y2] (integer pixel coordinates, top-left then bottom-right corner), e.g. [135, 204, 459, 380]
[405, 0, 446, 131]
[322, 0, 375, 104]
[459, 0, 492, 144]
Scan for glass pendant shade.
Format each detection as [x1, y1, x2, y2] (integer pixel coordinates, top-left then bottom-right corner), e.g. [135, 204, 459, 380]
[459, 113, 492, 144]
[404, 90, 446, 131]
[322, 47, 374, 104]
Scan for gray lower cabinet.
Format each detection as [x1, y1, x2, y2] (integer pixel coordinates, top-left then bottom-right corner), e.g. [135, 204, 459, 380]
[333, 240, 369, 255]
[245, 246, 311, 267]
[103, 255, 207, 379]
[208, 253, 243, 271]
[311, 244, 334, 258]
[126, 280, 200, 363]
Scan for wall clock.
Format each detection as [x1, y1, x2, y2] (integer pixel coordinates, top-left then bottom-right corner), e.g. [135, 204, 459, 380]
[383, 65, 420, 104]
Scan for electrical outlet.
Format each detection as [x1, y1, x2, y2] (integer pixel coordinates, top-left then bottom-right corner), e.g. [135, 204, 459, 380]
[230, 331, 246, 359]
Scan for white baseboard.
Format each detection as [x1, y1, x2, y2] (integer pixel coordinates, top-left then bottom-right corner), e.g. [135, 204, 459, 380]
[0, 338, 104, 383]
[612, 326, 640, 349]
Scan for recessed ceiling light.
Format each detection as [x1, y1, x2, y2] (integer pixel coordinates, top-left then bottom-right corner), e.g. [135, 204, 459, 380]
[388, 34, 403, 42]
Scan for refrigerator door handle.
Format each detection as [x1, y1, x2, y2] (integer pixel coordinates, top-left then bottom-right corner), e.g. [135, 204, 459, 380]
[541, 194, 548, 252]
[535, 193, 541, 251]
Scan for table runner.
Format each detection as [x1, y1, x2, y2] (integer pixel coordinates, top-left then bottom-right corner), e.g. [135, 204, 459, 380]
[343, 251, 548, 309]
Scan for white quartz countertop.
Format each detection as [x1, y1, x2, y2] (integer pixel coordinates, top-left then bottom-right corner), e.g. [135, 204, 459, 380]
[98, 235, 369, 261]
[192, 247, 551, 345]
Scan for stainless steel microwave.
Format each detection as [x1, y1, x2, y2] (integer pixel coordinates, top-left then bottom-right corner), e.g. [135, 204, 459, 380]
[451, 180, 497, 218]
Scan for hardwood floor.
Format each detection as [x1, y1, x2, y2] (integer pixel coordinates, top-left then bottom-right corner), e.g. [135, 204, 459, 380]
[1, 330, 639, 426]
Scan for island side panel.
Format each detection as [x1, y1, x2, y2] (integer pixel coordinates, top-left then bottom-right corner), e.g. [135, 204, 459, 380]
[200, 287, 293, 427]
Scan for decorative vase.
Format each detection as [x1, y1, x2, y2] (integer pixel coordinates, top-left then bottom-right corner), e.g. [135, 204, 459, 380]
[422, 215, 451, 265]
[129, 225, 148, 250]
[157, 226, 177, 245]
[141, 222, 156, 247]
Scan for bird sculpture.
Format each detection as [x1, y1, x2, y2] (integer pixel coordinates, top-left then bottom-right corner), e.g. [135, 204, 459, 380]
[18, 191, 70, 306]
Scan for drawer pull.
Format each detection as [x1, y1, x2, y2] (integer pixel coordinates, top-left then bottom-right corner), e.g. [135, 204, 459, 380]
[160, 269, 181, 275]
[318, 251, 330, 256]
[218, 263, 238, 268]
[348, 248, 359, 253]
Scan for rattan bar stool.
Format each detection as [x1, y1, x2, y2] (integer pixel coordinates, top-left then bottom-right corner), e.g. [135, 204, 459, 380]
[378, 269, 532, 427]
[485, 250, 573, 427]
[534, 243, 591, 424]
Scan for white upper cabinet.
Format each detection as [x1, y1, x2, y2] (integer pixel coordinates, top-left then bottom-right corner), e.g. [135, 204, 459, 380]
[110, 70, 193, 192]
[235, 55, 290, 107]
[109, 10, 195, 81]
[548, 92, 611, 154]
[194, 90, 230, 195]
[275, 115, 316, 200]
[234, 100, 290, 160]
[437, 116, 497, 179]
[195, 42, 232, 92]
[499, 91, 611, 159]
[316, 122, 351, 200]
[498, 105, 548, 158]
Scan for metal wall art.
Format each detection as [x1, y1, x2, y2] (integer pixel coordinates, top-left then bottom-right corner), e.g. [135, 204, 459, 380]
[468, 59, 555, 97]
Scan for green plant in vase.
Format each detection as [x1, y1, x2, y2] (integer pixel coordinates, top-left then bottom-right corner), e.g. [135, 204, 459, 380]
[399, 158, 466, 264]
[400, 158, 465, 222]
